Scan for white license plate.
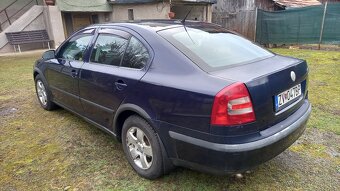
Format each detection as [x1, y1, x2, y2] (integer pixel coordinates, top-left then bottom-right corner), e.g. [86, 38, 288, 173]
[275, 84, 302, 111]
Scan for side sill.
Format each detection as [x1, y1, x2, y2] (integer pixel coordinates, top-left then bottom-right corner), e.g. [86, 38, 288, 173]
[53, 100, 117, 138]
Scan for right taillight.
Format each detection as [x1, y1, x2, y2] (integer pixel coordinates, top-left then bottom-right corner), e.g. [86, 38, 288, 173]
[211, 82, 256, 126]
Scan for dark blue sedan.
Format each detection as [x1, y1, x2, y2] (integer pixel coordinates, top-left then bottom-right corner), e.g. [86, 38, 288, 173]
[33, 20, 311, 179]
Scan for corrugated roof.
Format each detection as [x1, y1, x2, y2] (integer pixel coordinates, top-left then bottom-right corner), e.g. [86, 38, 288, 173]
[274, 0, 322, 8]
[56, 0, 112, 12]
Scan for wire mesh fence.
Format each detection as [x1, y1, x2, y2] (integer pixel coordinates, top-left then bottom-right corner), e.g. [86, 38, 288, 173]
[255, 3, 340, 45]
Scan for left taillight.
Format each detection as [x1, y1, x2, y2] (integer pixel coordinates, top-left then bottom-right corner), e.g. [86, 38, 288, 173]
[211, 82, 256, 126]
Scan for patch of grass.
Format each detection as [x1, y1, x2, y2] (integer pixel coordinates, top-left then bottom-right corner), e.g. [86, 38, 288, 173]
[0, 49, 339, 190]
[290, 143, 329, 159]
[271, 48, 340, 135]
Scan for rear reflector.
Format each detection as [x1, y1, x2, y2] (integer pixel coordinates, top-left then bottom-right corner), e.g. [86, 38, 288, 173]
[211, 82, 256, 126]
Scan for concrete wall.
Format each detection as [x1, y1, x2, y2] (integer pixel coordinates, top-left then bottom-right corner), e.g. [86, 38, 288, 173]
[112, 3, 170, 21]
[0, 5, 47, 53]
[172, 5, 212, 22]
[99, 13, 111, 23]
[0, 0, 44, 32]
[111, 3, 212, 22]
[207, 5, 212, 22]
[0, 5, 66, 53]
[44, 6, 66, 48]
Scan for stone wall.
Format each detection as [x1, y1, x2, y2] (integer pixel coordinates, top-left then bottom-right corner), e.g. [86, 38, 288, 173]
[112, 2, 170, 21]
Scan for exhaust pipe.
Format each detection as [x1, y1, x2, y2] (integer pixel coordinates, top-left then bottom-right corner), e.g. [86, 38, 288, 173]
[234, 173, 243, 179]
[234, 171, 251, 179]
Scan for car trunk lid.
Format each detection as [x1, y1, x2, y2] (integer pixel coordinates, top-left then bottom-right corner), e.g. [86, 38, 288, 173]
[209, 55, 308, 131]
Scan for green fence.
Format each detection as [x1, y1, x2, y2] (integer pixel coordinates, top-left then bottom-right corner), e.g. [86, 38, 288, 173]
[256, 3, 340, 44]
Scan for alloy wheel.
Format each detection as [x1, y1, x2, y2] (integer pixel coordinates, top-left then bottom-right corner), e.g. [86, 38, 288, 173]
[36, 80, 47, 106]
[126, 126, 153, 170]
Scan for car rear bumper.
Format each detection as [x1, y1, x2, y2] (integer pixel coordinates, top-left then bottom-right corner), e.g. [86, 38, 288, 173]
[168, 100, 311, 175]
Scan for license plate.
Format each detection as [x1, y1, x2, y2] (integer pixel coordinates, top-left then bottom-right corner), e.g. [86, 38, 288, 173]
[275, 84, 301, 111]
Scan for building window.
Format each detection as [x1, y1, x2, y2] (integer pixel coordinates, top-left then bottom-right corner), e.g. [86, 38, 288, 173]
[128, 9, 134, 20]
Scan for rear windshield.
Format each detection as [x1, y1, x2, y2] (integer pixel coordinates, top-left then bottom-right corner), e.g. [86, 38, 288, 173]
[158, 26, 273, 71]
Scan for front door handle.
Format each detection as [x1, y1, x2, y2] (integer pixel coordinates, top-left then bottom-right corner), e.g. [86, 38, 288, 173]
[115, 80, 127, 90]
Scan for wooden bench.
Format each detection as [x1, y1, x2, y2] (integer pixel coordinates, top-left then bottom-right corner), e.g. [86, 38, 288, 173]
[5, 30, 51, 52]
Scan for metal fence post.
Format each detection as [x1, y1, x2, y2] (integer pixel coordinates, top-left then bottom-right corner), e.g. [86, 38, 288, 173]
[319, 1, 328, 50]
[254, 7, 258, 42]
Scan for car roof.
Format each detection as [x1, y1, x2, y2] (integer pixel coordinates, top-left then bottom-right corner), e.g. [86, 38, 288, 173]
[88, 19, 231, 33]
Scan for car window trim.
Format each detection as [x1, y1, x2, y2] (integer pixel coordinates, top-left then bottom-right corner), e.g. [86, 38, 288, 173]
[88, 30, 150, 71]
[120, 36, 150, 70]
[98, 28, 131, 39]
[88, 32, 129, 67]
[105, 24, 155, 71]
[103, 25, 155, 71]
[55, 28, 96, 61]
[57, 34, 93, 62]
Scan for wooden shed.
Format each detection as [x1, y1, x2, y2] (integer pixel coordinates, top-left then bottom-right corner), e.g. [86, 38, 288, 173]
[212, 0, 277, 40]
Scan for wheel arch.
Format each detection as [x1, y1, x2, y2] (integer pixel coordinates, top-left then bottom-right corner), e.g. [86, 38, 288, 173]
[33, 68, 42, 79]
[113, 103, 175, 173]
[113, 103, 154, 142]
[33, 71, 39, 79]
[33, 68, 47, 84]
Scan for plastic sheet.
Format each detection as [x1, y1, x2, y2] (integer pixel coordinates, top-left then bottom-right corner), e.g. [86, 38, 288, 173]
[256, 3, 340, 44]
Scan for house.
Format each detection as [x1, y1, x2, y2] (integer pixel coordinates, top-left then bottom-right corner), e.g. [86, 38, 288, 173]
[0, 0, 216, 53]
[58, 0, 216, 37]
[56, 0, 112, 37]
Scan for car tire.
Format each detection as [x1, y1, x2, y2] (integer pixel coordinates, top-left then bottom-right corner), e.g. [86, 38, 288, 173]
[34, 74, 58, 111]
[122, 115, 164, 179]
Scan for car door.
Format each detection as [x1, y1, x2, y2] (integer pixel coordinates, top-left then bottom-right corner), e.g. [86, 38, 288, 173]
[79, 28, 151, 129]
[46, 28, 95, 113]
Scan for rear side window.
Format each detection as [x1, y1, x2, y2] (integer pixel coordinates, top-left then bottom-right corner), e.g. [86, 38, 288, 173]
[122, 37, 149, 69]
[90, 34, 128, 66]
[158, 27, 273, 71]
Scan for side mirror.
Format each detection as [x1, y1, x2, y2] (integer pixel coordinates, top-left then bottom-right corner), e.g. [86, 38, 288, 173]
[42, 50, 55, 60]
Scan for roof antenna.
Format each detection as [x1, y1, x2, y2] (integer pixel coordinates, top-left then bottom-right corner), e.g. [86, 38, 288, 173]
[181, 7, 195, 44]
[181, 7, 193, 24]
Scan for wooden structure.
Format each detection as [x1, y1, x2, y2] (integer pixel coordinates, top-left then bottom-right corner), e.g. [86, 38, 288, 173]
[212, 0, 277, 40]
[274, 0, 321, 8]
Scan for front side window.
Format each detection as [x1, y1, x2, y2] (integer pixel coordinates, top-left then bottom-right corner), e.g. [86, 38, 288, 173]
[58, 30, 94, 61]
[90, 34, 128, 66]
[122, 37, 149, 69]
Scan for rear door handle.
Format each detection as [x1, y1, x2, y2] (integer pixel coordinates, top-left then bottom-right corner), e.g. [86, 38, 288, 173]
[71, 69, 78, 78]
[115, 80, 127, 90]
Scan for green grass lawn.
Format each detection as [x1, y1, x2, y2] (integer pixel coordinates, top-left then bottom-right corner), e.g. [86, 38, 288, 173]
[272, 48, 340, 134]
[0, 49, 339, 191]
